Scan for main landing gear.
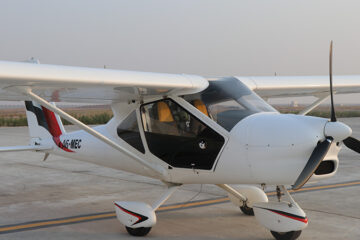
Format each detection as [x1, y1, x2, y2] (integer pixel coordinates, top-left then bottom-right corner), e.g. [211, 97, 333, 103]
[115, 183, 306, 240]
[217, 184, 268, 217]
[240, 203, 254, 216]
[125, 226, 152, 237]
[114, 184, 180, 237]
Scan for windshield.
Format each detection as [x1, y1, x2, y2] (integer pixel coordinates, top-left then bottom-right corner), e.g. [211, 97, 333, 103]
[184, 77, 276, 131]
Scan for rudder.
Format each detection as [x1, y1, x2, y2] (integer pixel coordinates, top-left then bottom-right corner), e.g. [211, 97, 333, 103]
[25, 101, 66, 139]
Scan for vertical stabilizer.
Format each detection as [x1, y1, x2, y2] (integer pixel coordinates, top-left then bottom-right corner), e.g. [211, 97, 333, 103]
[25, 101, 66, 139]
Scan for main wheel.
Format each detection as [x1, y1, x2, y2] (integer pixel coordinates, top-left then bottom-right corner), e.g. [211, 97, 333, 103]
[270, 230, 302, 240]
[240, 204, 254, 216]
[125, 226, 152, 236]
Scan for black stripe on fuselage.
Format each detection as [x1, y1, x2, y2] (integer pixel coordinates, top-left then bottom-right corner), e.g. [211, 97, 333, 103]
[25, 101, 49, 131]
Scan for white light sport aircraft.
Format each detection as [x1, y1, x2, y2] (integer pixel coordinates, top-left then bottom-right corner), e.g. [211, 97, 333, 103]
[1, 44, 360, 240]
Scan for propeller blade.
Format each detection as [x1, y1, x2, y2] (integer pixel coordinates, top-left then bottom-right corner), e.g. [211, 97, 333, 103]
[329, 40, 336, 122]
[293, 138, 333, 190]
[343, 136, 360, 154]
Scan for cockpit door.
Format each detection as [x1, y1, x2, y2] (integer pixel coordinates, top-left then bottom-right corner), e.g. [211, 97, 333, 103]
[140, 98, 225, 170]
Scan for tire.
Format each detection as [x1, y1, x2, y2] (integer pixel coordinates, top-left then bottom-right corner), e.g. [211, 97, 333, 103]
[240, 204, 254, 216]
[270, 230, 302, 240]
[125, 226, 152, 236]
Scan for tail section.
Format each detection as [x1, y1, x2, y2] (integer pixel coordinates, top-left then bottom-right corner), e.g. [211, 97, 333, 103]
[25, 101, 65, 139]
[25, 101, 73, 152]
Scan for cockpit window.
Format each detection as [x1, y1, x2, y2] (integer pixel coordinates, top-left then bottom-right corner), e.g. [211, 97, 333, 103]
[184, 77, 276, 131]
[117, 111, 145, 153]
[140, 99, 225, 170]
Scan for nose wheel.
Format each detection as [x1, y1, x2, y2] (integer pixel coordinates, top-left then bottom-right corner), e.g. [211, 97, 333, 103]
[253, 186, 306, 240]
[270, 230, 302, 240]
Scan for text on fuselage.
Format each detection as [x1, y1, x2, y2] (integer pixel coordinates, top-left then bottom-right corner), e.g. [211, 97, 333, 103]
[62, 139, 82, 149]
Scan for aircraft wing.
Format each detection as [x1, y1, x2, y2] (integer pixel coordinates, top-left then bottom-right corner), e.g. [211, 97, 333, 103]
[1, 60, 360, 103]
[238, 76, 360, 98]
[0, 61, 208, 103]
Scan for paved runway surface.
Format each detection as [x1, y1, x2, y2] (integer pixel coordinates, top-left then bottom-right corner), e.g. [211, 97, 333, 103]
[0, 118, 359, 239]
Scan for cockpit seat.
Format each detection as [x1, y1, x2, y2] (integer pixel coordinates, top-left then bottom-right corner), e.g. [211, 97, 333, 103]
[192, 99, 209, 117]
[157, 101, 174, 122]
[153, 101, 179, 135]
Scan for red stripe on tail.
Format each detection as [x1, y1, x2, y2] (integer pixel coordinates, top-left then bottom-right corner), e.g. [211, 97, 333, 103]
[41, 106, 74, 153]
[41, 107, 62, 137]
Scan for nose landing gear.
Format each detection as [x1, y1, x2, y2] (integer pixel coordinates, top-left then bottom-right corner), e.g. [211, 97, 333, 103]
[253, 186, 307, 240]
[270, 230, 302, 240]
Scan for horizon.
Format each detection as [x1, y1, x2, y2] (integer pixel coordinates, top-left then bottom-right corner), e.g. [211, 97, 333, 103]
[1, 1, 360, 104]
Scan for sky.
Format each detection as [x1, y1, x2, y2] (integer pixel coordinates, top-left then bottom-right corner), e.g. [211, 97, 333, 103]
[0, 0, 360, 104]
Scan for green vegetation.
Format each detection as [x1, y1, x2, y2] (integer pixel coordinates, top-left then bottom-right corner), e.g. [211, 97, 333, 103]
[0, 116, 28, 126]
[0, 109, 360, 127]
[61, 113, 113, 125]
[309, 111, 360, 118]
[0, 112, 113, 127]
[278, 110, 360, 118]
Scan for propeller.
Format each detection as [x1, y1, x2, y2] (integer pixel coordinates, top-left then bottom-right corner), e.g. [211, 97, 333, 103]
[328, 41, 360, 153]
[343, 137, 360, 154]
[292, 138, 333, 190]
[293, 43, 335, 190]
[329, 40, 336, 122]
[293, 41, 353, 190]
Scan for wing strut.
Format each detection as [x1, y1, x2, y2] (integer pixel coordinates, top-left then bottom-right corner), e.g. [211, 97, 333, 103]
[216, 184, 247, 202]
[23, 89, 166, 178]
[298, 94, 330, 115]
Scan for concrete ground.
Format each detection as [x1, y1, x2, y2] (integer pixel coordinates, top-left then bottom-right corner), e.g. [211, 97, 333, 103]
[0, 118, 359, 240]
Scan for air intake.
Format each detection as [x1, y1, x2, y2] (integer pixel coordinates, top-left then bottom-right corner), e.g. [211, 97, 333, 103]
[314, 160, 335, 175]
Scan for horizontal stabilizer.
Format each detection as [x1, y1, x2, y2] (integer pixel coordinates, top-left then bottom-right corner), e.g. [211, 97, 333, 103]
[0, 145, 51, 152]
